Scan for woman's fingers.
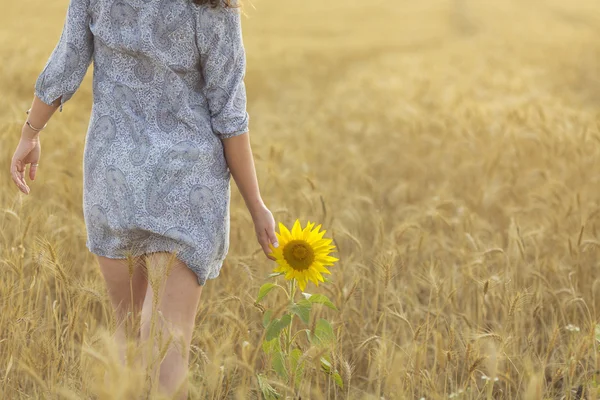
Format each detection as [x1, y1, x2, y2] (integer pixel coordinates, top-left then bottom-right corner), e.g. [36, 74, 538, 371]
[257, 230, 270, 256]
[266, 226, 279, 249]
[258, 230, 276, 261]
[29, 163, 37, 181]
[10, 160, 29, 194]
[263, 229, 277, 261]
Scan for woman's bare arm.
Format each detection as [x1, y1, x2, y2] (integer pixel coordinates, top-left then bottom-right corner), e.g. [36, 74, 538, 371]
[23, 95, 62, 139]
[222, 132, 263, 213]
[222, 132, 278, 258]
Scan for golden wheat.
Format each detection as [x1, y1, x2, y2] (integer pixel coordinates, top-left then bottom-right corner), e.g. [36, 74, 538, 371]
[3, 0, 600, 398]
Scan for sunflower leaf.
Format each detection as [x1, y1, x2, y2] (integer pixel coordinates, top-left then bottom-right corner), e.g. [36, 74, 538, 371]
[265, 313, 292, 341]
[262, 336, 280, 355]
[262, 309, 273, 329]
[333, 372, 344, 389]
[306, 293, 338, 311]
[289, 299, 312, 325]
[290, 348, 304, 384]
[311, 318, 335, 347]
[320, 356, 332, 373]
[273, 350, 288, 380]
[319, 355, 344, 388]
[268, 272, 284, 278]
[257, 283, 277, 303]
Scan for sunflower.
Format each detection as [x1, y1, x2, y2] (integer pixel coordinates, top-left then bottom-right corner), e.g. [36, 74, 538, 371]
[268, 219, 339, 292]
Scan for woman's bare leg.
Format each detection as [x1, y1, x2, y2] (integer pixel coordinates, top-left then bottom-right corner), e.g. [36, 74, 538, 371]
[140, 251, 203, 400]
[96, 254, 148, 368]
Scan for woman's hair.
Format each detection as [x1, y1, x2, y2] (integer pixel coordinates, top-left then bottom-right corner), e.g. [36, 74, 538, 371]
[192, 0, 240, 7]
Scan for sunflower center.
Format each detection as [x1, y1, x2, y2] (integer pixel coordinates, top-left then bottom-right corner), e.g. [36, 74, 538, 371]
[283, 240, 315, 271]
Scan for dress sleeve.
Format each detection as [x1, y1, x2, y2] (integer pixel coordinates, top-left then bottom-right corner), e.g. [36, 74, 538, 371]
[34, 0, 93, 112]
[196, 6, 249, 139]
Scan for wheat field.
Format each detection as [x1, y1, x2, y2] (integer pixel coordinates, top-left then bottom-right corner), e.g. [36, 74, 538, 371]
[2, 0, 600, 398]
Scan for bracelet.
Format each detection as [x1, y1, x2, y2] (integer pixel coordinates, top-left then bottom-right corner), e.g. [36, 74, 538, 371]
[25, 109, 47, 132]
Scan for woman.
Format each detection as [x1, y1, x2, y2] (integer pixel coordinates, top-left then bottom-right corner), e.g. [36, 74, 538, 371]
[10, 0, 278, 397]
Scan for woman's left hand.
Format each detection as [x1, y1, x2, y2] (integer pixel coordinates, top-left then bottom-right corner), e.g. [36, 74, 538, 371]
[10, 126, 41, 195]
[250, 203, 278, 261]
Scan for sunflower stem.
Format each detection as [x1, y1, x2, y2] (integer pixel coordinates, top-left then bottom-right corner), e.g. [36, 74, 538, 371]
[286, 278, 295, 355]
[286, 278, 296, 392]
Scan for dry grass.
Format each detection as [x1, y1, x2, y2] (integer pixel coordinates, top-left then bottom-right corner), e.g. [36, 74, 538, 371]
[2, 0, 600, 398]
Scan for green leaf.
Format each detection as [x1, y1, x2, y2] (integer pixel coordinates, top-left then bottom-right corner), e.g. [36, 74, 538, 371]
[256, 373, 282, 400]
[306, 293, 338, 311]
[273, 350, 288, 380]
[268, 272, 284, 278]
[289, 299, 312, 325]
[320, 356, 332, 373]
[333, 372, 344, 389]
[290, 348, 304, 385]
[265, 313, 292, 341]
[257, 283, 277, 303]
[280, 313, 292, 329]
[311, 318, 335, 347]
[262, 309, 273, 329]
[319, 355, 344, 389]
[262, 336, 280, 355]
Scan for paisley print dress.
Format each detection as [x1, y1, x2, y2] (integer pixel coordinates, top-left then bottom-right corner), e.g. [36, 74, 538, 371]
[34, 0, 249, 285]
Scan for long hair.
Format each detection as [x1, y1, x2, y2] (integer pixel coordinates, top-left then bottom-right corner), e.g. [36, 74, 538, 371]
[192, 0, 240, 7]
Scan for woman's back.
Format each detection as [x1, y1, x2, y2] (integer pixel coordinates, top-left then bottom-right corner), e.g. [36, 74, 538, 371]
[38, 0, 248, 138]
[34, 0, 250, 286]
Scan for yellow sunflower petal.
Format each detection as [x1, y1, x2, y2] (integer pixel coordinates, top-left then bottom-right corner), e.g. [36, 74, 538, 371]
[307, 269, 319, 284]
[316, 257, 333, 266]
[271, 250, 283, 259]
[285, 269, 295, 280]
[313, 243, 335, 253]
[314, 238, 333, 247]
[312, 262, 327, 272]
[307, 225, 322, 242]
[302, 221, 315, 240]
[306, 222, 316, 237]
[291, 219, 302, 238]
[279, 222, 292, 242]
[313, 262, 333, 273]
[275, 231, 285, 243]
[315, 230, 326, 241]
[298, 277, 307, 292]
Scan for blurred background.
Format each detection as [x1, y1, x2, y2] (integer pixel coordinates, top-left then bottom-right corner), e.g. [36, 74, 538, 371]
[3, 0, 600, 398]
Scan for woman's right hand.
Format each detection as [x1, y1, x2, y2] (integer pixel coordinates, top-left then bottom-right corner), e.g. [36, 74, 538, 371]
[10, 126, 42, 195]
[250, 203, 278, 261]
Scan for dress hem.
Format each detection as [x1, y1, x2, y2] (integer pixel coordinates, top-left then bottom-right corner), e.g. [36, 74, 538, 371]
[86, 241, 224, 286]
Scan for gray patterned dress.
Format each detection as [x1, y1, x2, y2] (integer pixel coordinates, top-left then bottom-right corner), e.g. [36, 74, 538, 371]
[34, 0, 249, 285]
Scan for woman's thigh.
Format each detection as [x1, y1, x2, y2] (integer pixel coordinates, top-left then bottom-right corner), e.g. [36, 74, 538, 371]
[96, 254, 148, 316]
[140, 252, 203, 341]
